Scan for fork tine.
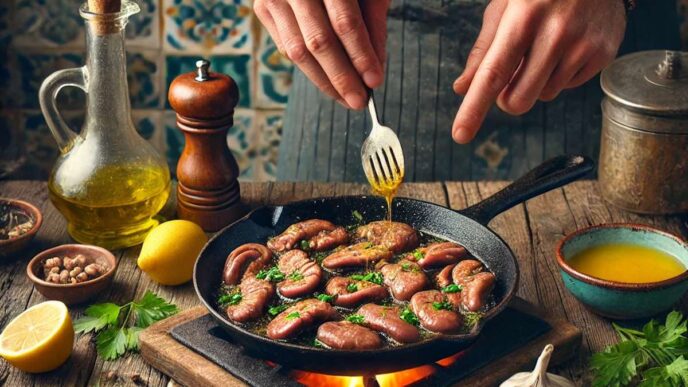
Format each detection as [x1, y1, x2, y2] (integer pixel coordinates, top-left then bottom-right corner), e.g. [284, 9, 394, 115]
[387, 146, 401, 176]
[374, 152, 390, 183]
[379, 150, 395, 181]
[367, 157, 381, 185]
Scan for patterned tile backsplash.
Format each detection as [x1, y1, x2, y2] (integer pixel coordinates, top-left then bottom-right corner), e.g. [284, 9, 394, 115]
[1, 0, 291, 181]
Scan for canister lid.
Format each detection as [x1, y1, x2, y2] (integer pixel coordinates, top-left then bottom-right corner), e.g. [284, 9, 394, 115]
[601, 50, 688, 116]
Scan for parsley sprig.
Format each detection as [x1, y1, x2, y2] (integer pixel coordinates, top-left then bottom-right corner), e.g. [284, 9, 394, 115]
[74, 291, 178, 360]
[346, 314, 365, 325]
[432, 300, 453, 311]
[400, 307, 419, 326]
[590, 310, 688, 387]
[350, 272, 384, 285]
[441, 284, 462, 293]
[256, 266, 285, 282]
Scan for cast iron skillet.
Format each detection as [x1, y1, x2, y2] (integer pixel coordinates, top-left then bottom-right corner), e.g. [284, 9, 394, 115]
[194, 155, 593, 375]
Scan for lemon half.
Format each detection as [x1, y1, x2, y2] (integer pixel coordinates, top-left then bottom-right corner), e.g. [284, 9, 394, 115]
[0, 301, 74, 373]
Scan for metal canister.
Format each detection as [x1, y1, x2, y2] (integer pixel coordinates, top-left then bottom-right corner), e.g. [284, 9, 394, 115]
[599, 50, 688, 214]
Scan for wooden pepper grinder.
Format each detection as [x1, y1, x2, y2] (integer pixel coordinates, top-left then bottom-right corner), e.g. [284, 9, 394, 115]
[168, 60, 246, 231]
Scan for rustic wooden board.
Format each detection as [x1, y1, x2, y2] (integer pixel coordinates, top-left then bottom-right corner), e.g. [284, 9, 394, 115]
[139, 298, 581, 387]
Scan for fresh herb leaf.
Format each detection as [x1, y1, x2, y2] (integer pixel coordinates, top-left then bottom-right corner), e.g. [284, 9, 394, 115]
[401, 263, 411, 271]
[352, 210, 363, 222]
[268, 304, 289, 316]
[286, 312, 300, 320]
[132, 291, 179, 327]
[441, 284, 462, 293]
[412, 250, 424, 261]
[432, 301, 453, 311]
[313, 252, 328, 263]
[74, 303, 121, 334]
[315, 293, 335, 303]
[400, 307, 419, 326]
[256, 266, 285, 282]
[218, 293, 242, 307]
[346, 283, 358, 293]
[313, 339, 323, 348]
[590, 311, 688, 387]
[288, 271, 304, 281]
[463, 311, 482, 329]
[299, 240, 311, 251]
[350, 272, 383, 285]
[74, 292, 178, 361]
[346, 314, 365, 325]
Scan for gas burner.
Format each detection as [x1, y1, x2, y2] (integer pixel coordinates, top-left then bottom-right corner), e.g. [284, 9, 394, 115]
[170, 306, 550, 386]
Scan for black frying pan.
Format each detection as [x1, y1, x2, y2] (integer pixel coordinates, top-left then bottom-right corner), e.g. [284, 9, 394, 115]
[194, 155, 593, 375]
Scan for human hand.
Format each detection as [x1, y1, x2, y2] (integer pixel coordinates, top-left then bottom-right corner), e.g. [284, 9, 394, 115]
[452, 0, 626, 143]
[254, 0, 390, 110]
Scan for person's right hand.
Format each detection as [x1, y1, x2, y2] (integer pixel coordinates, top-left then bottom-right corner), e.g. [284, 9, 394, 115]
[254, 0, 390, 110]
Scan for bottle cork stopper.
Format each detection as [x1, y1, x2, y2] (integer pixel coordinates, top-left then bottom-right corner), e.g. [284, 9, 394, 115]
[88, 0, 121, 35]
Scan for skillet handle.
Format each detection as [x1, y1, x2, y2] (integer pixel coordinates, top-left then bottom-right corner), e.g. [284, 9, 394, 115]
[458, 155, 594, 225]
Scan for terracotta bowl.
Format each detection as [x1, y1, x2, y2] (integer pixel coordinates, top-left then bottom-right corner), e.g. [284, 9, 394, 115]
[0, 198, 43, 257]
[27, 244, 117, 305]
[556, 223, 688, 319]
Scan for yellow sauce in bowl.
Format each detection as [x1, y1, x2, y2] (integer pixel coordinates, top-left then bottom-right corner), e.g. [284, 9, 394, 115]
[568, 244, 686, 283]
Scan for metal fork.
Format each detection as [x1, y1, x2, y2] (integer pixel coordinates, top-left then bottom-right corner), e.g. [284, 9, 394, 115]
[361, 91, 405, 187]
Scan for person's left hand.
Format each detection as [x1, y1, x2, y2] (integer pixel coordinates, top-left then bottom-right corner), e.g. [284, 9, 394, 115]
[452, 0, 627, 144]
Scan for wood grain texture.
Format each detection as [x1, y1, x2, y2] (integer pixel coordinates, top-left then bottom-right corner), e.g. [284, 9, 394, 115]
[138, 299, 580, 387]
[0, 180, 686, 387]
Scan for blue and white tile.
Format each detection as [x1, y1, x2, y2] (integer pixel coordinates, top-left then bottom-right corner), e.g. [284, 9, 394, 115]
[127, 50, 162, 108]
[163, 109, 184, 174]
[14, 51, 85, 109]
[165, 55, 252, 108]
[13, 0, 84, 48]
[163, 0, 252, 54]
[132, 109, 165, 153]
[255, 31, 294, 109]
[125, 0, 160, 49]
[253, 109, 284, 181]
[229, 108, 255, 180]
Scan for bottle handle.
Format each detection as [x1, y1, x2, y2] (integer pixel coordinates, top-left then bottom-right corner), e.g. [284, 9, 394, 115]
[38, 66, 87, 153]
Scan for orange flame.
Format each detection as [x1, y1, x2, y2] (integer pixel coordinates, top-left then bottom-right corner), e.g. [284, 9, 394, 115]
[290, 352, 464, 387]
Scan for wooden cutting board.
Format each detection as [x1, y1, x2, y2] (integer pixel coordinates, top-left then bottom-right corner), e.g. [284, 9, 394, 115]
[139, 298, 581, 387]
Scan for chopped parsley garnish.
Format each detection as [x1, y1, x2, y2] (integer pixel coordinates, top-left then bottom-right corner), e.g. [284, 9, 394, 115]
[315, 293, 335, 303]
[350, 272, 384, 285]
[346, 283, 358, 293]
[400, 307, 419, 326]
[299, 240, 311, 251]
[432, 301, 454, 311]
[218, 292, 242, 307]
[313, 251, 328, 263]
[256, 266, 285, 282]
[441, 284, 462, 293]
[268, 304, 289, 316]
[401, 263, 412, 271]
[346, 314, 365, 325]
[313, 339, 323, 348]
[463, 311, 482, 329]
[288, 271, 304, 281]
[286, 312, 300, 320]
[352, 210, 363, 222]
[412, 250, 425, 261]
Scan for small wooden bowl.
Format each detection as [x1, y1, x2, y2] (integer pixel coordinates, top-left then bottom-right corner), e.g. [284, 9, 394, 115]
[556, 223, 688, 319]
[27, 244, 117, 305]
[0, 198, 43, 257]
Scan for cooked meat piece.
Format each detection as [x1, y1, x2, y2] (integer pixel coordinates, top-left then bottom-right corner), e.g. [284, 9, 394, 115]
[410, 290, 463, 334]
[321, 242, 393, 270]
[226, 277, 275, 323]
[223, 243, 273, 285]
[452, 259, 496, 312]
[268, 219, 347, 252]
[276, 250, 322, 299]
[411, 242, 467, 269]
[357, 303, 421, 343]
[316, 321, 383, 350]
[309, 226, 349, 251]
[355, 221, 419, 253]
[436, 264, 462, 309]
[267, 299, 339, 340]
[379, 259, 428, 301]
[325, 276, 388, 308]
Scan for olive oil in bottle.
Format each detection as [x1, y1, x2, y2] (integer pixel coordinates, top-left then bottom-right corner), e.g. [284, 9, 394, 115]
[49, 163, 170, 250]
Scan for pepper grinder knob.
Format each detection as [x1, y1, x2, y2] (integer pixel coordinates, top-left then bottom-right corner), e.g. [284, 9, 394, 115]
[168, 59, 246, 231]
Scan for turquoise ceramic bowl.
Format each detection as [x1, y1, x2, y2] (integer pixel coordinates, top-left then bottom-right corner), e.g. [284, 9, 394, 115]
[556, 224, 688, 319]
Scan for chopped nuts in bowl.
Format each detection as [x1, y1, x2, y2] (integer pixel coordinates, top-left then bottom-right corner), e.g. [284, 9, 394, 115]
[27, 244, 117, 305]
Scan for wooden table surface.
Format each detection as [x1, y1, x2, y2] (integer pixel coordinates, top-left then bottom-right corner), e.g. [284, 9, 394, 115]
[1, 180, 687, 387]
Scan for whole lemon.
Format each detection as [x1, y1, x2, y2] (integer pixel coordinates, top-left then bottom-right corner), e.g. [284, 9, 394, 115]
[137, 220, 208, 285]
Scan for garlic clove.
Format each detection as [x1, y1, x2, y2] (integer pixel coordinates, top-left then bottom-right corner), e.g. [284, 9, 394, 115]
[500, 344, 576, 387]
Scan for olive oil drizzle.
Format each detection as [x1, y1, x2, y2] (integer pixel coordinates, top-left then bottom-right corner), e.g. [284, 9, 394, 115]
[368, 168, 404, 221]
